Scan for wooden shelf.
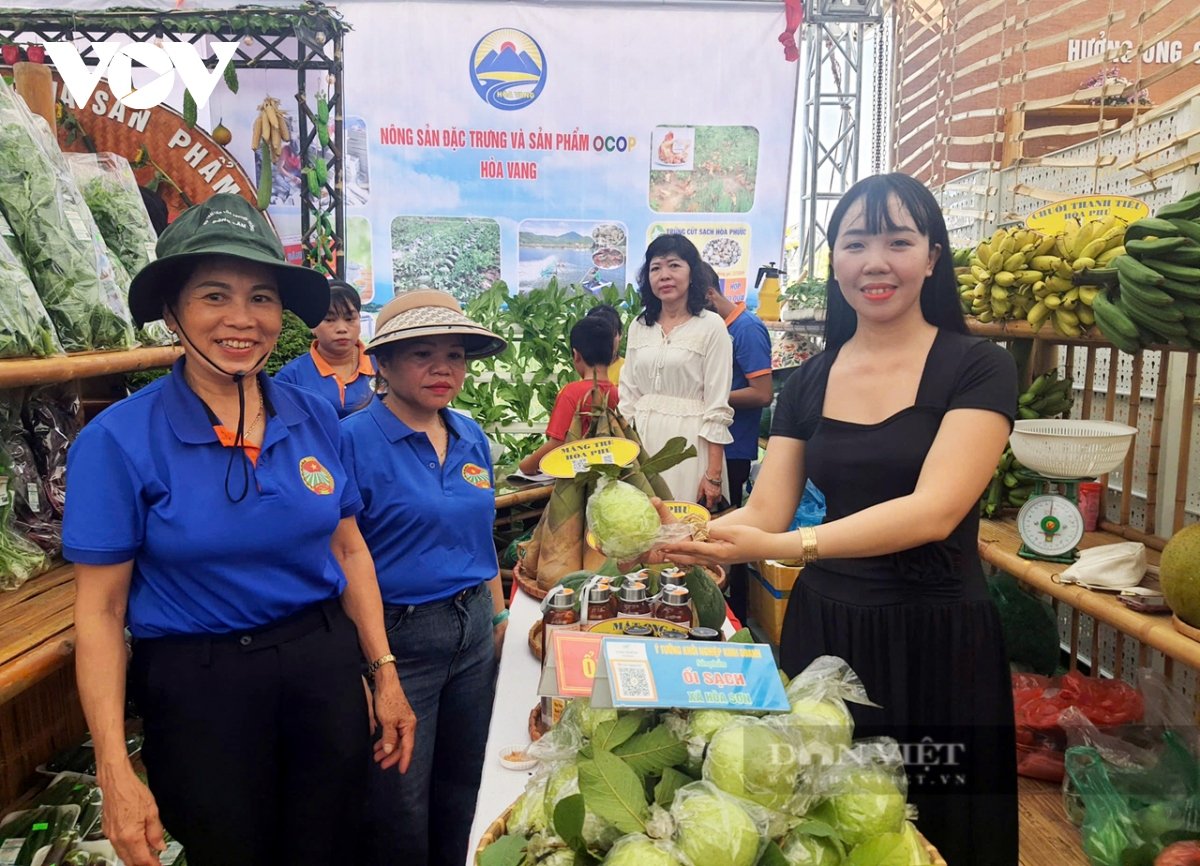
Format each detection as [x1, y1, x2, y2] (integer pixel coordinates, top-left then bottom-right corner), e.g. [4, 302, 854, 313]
[1018, 776, 1087, 866]
[0, 346, 181, 389]
[977, 518, 1200, 671]
[0, 565, 76, 704]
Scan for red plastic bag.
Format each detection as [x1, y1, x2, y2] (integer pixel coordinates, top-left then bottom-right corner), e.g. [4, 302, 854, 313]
[1156, 841, 1200, 865]
[1012, 671, 1144, 782]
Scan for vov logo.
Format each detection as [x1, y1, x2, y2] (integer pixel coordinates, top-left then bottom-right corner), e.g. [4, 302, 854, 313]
[44, 41, 239, 111]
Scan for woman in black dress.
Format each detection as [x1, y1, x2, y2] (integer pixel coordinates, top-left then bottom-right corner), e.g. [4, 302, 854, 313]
[663, 173, 1019, 865]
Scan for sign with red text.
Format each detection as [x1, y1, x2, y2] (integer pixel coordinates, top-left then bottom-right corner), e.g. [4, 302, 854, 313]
[590, 637, 789, 711]
[538, 630, 606, 698]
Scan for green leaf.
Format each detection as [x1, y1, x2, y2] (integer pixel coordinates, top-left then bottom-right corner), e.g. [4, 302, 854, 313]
[792, 818, 840, 839]
[728, 627, 755, 644]
[653, 766, 692, 807]
[755, 840, 789, 866]
[592, 713, 642, 751]
[597, 557, 622, 578]
[477, 833, 526, 866]
[613, 725, 688, 777]
[553, 793, 588, 854]
[577, 748, 648, 835]
[636, 436, 698, 480]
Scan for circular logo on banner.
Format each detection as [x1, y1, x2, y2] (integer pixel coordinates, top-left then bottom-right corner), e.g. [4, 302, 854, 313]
[470, 28, 546, 111]
[299, 457, 335, 495]
[462, 463, 492, 489]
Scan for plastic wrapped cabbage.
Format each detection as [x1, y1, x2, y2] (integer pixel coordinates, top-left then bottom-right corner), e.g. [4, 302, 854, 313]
[780, 828, 843, 865]
[813, 743, 908, 847]
[672, 782, 763, 866]
[705, 719, 803, 812]
[843, 822, 931, 866]
[509, 770, 551, 837]
[587, 476, 661, 560]
[602, 834, 686, 866]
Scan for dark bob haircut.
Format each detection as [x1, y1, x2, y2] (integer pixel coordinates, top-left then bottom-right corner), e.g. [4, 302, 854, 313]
[636, 234, 708, 326]
[821, 173, 966, 352]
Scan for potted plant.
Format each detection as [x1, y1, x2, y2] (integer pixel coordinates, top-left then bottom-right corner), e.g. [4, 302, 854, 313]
[780, 277, 827, 322]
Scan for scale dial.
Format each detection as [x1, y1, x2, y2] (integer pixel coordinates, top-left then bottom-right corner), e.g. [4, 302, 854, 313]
[1017, 493, 1085, 557]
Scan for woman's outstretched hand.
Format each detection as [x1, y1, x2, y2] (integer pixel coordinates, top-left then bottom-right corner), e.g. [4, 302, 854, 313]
[659, 523, 777, 567]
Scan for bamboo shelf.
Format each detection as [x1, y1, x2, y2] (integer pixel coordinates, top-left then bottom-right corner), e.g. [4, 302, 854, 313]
[0, 565, 76, 705]
[977, 518, 1200, 670]
[494, 483, 553, 511]
[1018, 776, 1088, 866]
[0, 346, 181, 389]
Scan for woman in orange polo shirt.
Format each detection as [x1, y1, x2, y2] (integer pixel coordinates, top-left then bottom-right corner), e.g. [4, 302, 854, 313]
[276, 279, 377, 417]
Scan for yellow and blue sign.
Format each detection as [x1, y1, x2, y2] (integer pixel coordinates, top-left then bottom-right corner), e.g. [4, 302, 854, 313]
[470, 28, 546, 111]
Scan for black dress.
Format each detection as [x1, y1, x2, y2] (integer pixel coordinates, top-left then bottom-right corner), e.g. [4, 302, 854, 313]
[772, 329, 1019, 866]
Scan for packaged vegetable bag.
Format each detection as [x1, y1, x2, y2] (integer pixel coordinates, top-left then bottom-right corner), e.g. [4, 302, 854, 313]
[0, 391, 60, 556]
[0, 79, 135, 351]
[68, 151, 159, 277]
[0, 210, 61, 358]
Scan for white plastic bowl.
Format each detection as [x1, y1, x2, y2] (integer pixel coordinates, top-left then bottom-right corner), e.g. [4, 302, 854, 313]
[1009, 419, 1136, 479]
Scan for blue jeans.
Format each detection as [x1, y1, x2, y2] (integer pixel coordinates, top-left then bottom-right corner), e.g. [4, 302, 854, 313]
[367, 582, 497, 866]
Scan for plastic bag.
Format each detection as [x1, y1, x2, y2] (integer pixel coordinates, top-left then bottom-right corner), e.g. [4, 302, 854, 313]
[585, 475, 695, 559]
[669, 780, 771, 866]
[703, 715, 813, 816]
[788, 480, 826, 530]
[67, 152, 159, 277]
[0, 79, 135, 351]
[810, 739, 910, 849]
[1013, 670, 1145, 782]
[0, 209, 61, 358]
[23, 383, 84, 519]
[0, 391, 60, 556]
[603, 833, 689, 866]
[988, 571, 1059, 676]
[781, 656, 878, 774]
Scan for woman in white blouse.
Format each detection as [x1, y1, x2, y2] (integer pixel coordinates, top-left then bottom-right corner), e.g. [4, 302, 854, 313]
[622, 235, 734, 508]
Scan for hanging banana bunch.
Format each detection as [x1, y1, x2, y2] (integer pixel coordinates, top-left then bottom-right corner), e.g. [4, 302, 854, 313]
[249, 96, 292, 164]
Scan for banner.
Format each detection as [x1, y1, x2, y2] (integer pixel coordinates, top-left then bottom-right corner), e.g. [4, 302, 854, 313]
[302, 1, 797, 308]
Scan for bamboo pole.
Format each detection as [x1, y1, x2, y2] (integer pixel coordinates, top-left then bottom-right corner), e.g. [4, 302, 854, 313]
[1145, 350, 1168, 538]
[1097, 519, 1167, 551]
[1081, 347, 1097, 420]
[494, 485, 553, 510]
[1176, 352, 1197, 535]
[1120, 351, 1144, 526]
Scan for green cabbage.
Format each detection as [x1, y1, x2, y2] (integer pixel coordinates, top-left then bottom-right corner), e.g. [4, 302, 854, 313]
[509, 773, 550, 837]
[686, 710, 739, 745]
[843, 824, 931, 866]
[674, 789, 761, 866]
[787, 698, 853, 769]
[781, 830, 843, 866]
[705, 722, 802, 811]
[814, 769, 906, 847]
[602, 834, 685, 866]
[587, 478, 661, 559]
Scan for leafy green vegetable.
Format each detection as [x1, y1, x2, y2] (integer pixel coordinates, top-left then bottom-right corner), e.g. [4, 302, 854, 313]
[577, 748, 649, 835]
[70, 152, 159, 277]
[586, 477, 661, 560]
[0, 430, 50, 589]
[0, 79, 135, 351]
[0, 210, 61, 358]
[653, 767, 692, 808]
[476, 833, 526, 866]
[674, 786, 762, 866]
[612, 725, 688, 777]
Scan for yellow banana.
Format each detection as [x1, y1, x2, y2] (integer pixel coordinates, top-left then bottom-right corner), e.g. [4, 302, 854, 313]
[1097, 245, 1125, 265]
[1032, 234, 1057, 257]
[1027, 301, 1050, 329]
[972, 284, 988, 299]
[1072, 256, 1097, 271]
[1061, 287, 1080, 309]
[994, 271, 1016, 287]
[1055, 236, 1072, 259]
[986, 252, 1004, 273]
[1079, 286, 1099, 305]
[990, 228, 1007, 249]
[1077, 305, 1096, 327]
[1078, 237, 1108, 261]
[971, 265, 991, 283]
[1056, 308, 1080, 328]
[978, 308, 994, 323]
[998, 235, 1017, 255]
[1031, 256, 1063, 272]
[975, 242, 993, 263]
[1003, 252, 1027, 272]
[991, 286, 1009, 301]
[1015, 270, 1044, 285]
[1044, 293, 1062, 309]
[956, 272, 977, 287]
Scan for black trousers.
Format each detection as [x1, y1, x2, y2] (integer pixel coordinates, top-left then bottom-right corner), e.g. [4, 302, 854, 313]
[130, 599, 370, 866]
[726, 457, 752, 624]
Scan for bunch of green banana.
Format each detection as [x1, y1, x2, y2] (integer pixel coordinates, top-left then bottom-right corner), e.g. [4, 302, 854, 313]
[1023, 214, 1127, 338]
[1091, 192, 1200, 353]
[980, 369, 1075, 517]
[959, 227, 1056, 324]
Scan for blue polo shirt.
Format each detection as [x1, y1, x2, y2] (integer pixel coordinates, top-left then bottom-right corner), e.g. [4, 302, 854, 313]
[725, 303, 773, 460]
[274, 341, 377, 418]
[63, 359, 362, 638]
[341, 399, 498, 606]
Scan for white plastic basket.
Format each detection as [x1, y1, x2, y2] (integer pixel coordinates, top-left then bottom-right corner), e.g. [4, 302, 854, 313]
[1009, 419, 1137, 479]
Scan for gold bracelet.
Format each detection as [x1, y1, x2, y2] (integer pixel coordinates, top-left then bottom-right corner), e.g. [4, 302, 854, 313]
[797, 527, 820, 564]
[367, 653, 397, 677]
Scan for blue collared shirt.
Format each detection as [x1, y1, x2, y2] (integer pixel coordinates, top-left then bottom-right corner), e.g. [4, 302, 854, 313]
[63, 358, 362, 638]
[274, 341, 377, 418]
[341, 399, 498, 606]
[725, 303, 773, 460]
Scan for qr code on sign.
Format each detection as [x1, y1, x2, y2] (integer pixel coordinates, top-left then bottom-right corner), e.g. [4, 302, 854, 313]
[612, 660, 657, 702]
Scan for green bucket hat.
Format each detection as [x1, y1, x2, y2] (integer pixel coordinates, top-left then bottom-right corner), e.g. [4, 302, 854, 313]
[127, 193, 330, 327]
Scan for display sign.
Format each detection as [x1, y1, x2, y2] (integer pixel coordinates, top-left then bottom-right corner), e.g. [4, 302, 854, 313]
[537, 629, 606, 699]
[585, 617, 691, 638]
[663, 501, 711, 522]
[590, 637, 789, 711]
[539, 436, 640, 478]
[1025, 195, 1149, 233]
[206, 0, 796, 306]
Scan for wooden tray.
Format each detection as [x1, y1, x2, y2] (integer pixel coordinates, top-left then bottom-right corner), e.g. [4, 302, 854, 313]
[476, 803, 948, 865]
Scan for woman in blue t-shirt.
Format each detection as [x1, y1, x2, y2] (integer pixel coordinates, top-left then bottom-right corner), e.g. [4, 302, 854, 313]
[275, 279, 377, 417]
[340, 290, 508, 866]
[64, 195, 416, 866]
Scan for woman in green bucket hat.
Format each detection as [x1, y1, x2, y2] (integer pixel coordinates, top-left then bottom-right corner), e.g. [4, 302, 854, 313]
[64, 194, 416, 866]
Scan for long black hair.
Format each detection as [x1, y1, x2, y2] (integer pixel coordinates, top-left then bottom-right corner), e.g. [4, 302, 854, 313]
[636, 234, 708, 326]
[821, 173, 966, 352]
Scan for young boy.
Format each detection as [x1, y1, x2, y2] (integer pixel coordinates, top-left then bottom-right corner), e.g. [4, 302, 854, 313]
[518, 316, 619, 475]
[585, 303, 624, 386]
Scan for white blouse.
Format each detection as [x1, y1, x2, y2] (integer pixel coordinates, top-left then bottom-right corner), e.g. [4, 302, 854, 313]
[621, 309, 734, 502]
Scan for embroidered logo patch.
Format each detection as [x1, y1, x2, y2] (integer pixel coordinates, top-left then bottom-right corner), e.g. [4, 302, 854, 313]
[461, 462, 491, 489]
[299, 456, 335, 495]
